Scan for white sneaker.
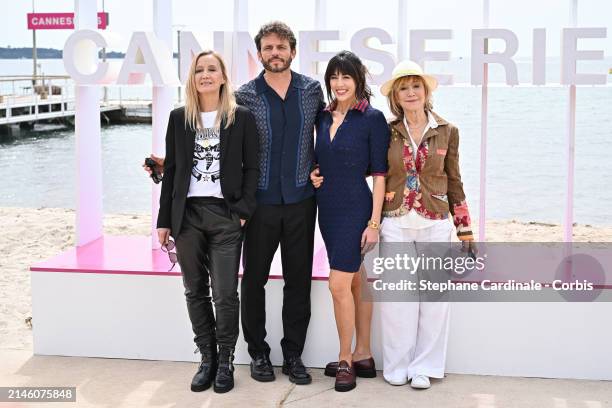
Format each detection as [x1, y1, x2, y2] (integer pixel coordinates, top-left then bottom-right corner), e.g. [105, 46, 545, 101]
[410, 375, 431, 389]
[384, 370, 408, 386]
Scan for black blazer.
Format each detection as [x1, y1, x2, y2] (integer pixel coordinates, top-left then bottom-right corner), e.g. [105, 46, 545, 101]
[157, 105, 260, 236]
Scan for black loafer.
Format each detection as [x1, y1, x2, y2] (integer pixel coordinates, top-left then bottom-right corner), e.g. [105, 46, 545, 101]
[282, 356, 312, 385]
[250, 354, 275, 382]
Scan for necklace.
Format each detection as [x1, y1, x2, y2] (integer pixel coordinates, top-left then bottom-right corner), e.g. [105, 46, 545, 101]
[407, 118, 426, 128]
[404, 111, 427, 128]
[405, 116, 427, 131]
[334, 98, 357, 115]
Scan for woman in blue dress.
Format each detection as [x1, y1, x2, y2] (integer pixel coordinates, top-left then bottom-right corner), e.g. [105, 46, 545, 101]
[311, 51, 390, 392]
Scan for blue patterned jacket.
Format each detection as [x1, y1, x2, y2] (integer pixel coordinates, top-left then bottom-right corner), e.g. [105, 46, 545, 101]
[236, 70, 325, 205]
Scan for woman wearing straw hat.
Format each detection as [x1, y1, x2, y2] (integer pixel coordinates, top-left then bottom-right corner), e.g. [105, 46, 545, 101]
[378, 60, 474, 389]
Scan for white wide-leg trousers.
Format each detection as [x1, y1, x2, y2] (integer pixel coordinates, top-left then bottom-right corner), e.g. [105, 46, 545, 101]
[379, 217, 454, 382]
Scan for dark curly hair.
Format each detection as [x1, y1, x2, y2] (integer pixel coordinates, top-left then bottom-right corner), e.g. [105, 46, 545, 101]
[254, 21, 297, 52]
[324, 50, 372, 105]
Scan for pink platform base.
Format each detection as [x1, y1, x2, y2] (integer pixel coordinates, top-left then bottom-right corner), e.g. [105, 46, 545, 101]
[30, 235, 331, 280]
[31, 235, 612, 289]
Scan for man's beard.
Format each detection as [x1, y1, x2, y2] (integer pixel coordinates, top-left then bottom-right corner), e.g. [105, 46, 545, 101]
[262, 56, 293, 73]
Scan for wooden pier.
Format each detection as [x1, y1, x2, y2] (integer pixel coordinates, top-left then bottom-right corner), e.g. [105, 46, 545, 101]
[0, 75, 154, 135]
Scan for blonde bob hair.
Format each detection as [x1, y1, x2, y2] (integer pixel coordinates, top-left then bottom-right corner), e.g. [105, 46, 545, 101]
[387, 75, 434, 122]
[184, 50, 236, 130]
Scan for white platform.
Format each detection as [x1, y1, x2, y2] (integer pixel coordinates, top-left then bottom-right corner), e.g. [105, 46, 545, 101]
[30, 236, 612, 381]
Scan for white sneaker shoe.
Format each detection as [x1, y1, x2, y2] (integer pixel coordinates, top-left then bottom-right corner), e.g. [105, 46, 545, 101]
[410, 375, 431, 389]
[383, 370, 408, 386]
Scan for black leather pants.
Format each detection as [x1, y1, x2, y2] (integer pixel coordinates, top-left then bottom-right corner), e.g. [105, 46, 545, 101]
[175, 197, 243, 349]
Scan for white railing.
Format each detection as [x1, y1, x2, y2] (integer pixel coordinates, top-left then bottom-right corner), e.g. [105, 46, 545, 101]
[0, 76, 164, 125]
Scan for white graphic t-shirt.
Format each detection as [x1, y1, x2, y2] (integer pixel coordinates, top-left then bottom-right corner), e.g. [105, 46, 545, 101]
[187, 111, 223, 198]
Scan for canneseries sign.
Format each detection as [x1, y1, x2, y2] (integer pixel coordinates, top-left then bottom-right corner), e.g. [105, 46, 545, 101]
[28, 13, 109, 30]
[63, 27, 608, 87]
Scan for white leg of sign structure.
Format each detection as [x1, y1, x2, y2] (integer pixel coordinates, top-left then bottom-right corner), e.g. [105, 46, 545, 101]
[74, 0, 103, 247]
[233, 0, 248, 31]
[397, 0, 408, 61]
[564, 0, 578, 243]
[151, 0, 175, 249]
[478, 0, 490, 242]
[565, 85, 576, 243]
[315, 0, 327, 30]
[230, 0, 249, 85]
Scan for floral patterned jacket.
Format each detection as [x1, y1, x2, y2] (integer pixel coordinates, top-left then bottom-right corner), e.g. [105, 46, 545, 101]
[382, 111, 473, 241]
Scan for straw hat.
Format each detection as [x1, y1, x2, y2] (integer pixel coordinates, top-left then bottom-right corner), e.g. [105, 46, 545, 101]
[380, 60, 438, 96]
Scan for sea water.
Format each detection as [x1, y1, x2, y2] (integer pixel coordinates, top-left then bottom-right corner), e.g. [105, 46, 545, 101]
[1, 58, 611, 225]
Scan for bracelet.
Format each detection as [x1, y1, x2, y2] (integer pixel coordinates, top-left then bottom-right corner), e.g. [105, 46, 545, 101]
[367, 220, 380, 230]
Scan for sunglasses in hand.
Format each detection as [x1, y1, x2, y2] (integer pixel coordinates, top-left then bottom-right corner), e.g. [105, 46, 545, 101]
[161, 239, 178, 271]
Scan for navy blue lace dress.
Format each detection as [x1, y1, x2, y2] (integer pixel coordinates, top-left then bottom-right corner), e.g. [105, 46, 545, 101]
[315, 101, 390, 272]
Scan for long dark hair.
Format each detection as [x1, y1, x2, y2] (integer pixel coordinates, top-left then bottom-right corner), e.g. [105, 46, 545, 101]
[324, 50, 372, 105]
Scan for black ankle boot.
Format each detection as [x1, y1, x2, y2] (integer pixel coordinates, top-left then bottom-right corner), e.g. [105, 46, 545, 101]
[191, 345, 217, 392]
[214, 346, 235, 393]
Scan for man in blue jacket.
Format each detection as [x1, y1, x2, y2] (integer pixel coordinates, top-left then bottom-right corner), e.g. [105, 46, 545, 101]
[235, 21, 324, 385]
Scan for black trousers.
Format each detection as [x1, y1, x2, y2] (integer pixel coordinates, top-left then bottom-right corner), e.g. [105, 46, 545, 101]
[240, 196, 317, 359]
[175, 197, 243, 350]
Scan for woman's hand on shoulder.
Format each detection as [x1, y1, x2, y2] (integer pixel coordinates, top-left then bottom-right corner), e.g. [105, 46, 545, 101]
[310, 168, 324, 188]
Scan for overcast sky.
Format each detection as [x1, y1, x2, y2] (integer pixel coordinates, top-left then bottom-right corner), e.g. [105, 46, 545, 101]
[2, 0, 611, 57]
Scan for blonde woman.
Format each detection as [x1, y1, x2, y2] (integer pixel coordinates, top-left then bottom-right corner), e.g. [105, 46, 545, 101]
[378, 60, 474, 389]
[157, 50, 259, 393]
